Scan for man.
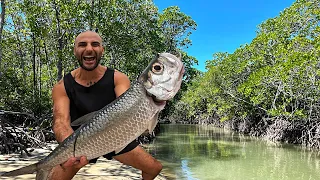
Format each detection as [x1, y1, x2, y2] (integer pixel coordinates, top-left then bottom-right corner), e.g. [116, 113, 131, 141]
[50, 30, 162, 180]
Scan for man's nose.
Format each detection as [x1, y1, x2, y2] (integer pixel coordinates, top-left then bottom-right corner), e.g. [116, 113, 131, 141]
[85, 44, 93, 51]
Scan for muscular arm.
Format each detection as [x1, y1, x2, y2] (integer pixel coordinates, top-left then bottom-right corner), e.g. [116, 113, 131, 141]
[52, 80, 73, 143]
[51, 80, 89, 172]
[114, 70, 131, 97]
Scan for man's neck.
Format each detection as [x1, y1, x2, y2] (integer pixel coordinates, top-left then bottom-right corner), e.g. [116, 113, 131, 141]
[76, 65, 106, 81]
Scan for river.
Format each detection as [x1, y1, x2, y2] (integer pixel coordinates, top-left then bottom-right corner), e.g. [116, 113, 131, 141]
[144, 124, 320, 180]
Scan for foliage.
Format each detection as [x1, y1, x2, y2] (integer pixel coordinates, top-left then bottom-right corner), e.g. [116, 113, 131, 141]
[175, 0, 320, 125]
[0, 1, 198, 121]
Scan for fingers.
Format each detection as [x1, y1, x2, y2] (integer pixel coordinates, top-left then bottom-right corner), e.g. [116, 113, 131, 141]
[74, 156, 89, 169]
[60, 156, 89, 170]
[62, 157, 77, 167]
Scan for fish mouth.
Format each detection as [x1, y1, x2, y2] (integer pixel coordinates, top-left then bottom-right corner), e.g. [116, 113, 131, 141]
[148, 93, 166, 106]
[153, 95, 166, 105]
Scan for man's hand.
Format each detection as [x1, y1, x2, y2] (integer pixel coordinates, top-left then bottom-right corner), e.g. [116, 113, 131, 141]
[60, 156, 88, 170]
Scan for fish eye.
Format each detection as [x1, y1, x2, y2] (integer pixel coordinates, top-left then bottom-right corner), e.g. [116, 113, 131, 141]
[154, 65, 161, 71]
[152, 63, 163, 74]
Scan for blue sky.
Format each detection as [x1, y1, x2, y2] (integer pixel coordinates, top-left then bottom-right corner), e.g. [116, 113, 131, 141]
[153, 0, 296, 72]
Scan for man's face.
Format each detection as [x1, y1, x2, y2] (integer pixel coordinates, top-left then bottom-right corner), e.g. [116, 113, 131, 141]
[74, 31, 104, 71]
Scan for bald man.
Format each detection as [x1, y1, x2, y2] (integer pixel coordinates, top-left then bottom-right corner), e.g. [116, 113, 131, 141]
[50, 31, 162, 180]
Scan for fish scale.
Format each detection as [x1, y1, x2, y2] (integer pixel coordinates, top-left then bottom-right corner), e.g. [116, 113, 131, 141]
[0, 52, 184, 180]
[38, 82, 154, 166]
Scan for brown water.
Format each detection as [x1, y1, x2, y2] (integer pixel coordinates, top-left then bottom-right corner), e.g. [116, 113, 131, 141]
[145, 124, 320, 180]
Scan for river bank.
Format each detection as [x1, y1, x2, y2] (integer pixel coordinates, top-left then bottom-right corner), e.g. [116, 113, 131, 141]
[174, 116, 320, 150]
[0, 143, 168, 180]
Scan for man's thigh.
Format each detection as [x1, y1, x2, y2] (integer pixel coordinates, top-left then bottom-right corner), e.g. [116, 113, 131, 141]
[113, 145, 159, 172]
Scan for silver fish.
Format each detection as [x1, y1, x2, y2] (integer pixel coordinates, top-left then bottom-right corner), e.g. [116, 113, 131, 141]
[0, 52, 184, 180]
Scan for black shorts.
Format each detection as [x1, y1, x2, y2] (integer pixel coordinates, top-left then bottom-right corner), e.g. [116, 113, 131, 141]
[88, 139, 140, 163]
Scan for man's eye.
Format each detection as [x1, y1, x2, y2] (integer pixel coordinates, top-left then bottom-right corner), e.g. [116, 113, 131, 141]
[92, 42, 100, 47]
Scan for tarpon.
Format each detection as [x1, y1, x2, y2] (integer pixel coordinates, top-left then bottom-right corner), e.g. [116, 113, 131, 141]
[0, 52, 184, 180]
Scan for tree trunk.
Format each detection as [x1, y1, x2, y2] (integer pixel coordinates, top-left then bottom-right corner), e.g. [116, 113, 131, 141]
[90, 0, 94, 30]
[32, 33, 37, 100]
[39, 45, 42, 113]
[43, 41, 54, 87]
[53, 0, 63, 81]
[0, 0, 6, 69]
[12, 15, 26, 80]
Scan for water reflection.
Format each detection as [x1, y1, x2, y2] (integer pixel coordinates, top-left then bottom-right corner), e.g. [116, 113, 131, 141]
[145, 124, 320, 180]
[181, 159, 197, 180]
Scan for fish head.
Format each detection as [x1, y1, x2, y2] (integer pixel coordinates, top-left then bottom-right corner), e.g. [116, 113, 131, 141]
[138, 52, 184, 104]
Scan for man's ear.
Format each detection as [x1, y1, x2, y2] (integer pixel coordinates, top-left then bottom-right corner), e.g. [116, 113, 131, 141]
[73, 46, 76, 56]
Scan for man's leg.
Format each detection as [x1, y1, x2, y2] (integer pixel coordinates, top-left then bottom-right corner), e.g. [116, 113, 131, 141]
[113, 145, 163, 180]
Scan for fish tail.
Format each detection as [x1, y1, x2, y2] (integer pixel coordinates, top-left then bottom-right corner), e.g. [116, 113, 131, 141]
[1, 163, 38, 176]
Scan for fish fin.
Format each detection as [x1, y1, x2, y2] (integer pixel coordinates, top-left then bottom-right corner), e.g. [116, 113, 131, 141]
[71, 111, 97, 127]
[36, 168, 52, 180]
[148, 112, 159, 133]
[1, 163, 37, 176]
[115, 145, 127, 154]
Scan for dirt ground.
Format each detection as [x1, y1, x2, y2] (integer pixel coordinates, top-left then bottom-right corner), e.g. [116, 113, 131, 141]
[0, 143, 168, 180]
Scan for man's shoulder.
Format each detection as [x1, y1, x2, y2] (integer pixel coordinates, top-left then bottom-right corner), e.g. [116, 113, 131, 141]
[70, 68, 79, 77]
[113, 68, 126, 75]
[52, 79, 69, 101]
[52, 79, 65, 92]
[112, 69, 131, 96]
[113, 69, 129, 80]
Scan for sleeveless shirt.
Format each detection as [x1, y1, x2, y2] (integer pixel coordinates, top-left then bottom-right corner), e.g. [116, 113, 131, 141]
[63, 68, 139, 160]
[63, 68, 116, 125]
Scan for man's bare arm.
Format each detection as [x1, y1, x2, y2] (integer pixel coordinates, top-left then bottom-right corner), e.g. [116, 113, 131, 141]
[52, 80, 73, 143]
[114, 70, 131, 97]
[51, 80, 89, 171]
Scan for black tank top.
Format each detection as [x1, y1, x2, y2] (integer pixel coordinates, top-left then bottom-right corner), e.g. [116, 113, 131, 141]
[63, 68, 116, 124]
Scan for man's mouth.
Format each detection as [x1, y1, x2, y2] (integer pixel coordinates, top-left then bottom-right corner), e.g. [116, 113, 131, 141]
[83, 56, 96, 61]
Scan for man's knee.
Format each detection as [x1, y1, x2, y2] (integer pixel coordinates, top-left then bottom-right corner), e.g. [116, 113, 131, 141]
[150, 160, 163, 175]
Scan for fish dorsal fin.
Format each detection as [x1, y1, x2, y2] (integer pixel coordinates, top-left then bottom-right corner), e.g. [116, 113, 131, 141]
[71, 111, 98, 127]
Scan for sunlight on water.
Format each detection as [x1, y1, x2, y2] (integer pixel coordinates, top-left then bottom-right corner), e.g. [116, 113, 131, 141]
[145, 124, 320, 180]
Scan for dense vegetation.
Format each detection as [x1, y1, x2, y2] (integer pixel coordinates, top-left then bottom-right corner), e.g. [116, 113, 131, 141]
[1, 0, 319, 153]
[0, 0, 198, 153]
[170, 0, 320, 149]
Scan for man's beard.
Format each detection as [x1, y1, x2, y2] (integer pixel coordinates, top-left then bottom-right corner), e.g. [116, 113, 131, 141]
[78, 57, 101, 71]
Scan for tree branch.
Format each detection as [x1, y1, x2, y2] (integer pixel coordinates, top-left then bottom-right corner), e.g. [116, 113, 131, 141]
[0, 110, 36, 120]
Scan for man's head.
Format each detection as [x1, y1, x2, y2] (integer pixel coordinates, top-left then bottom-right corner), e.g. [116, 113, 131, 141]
[74, 31, 104, 71]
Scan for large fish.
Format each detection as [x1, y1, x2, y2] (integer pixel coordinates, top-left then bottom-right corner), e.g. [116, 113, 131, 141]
[0, 52, 184, 180]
